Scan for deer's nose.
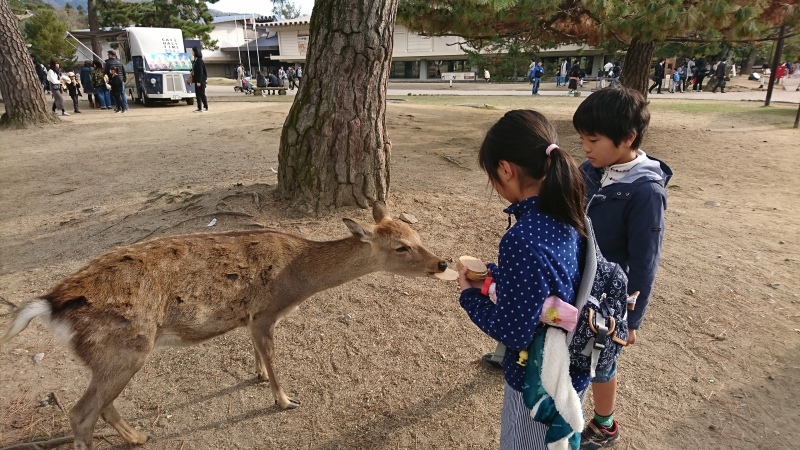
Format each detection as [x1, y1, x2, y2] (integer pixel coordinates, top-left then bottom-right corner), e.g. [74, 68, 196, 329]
[438, 261, 448, 272]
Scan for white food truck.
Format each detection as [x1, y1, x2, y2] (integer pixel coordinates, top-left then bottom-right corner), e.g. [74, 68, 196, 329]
[125, 27, 196, 106]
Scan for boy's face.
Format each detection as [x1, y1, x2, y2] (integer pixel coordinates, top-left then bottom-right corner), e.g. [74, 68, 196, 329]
[578, 132, 637, 168]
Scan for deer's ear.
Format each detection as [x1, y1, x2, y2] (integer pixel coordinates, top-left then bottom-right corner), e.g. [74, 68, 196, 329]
[372, 201, 390, 223]
[343, 218, 373, 242]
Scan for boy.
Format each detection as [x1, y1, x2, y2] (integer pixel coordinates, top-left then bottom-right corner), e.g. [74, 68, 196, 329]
[572, 87, 672, 449]
[109, 67, 127, 114]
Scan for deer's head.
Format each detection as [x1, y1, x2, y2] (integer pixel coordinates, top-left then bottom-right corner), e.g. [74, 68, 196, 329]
[343, 202, 447, 278]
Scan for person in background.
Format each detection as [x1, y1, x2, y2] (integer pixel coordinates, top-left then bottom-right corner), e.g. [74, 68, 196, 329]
[191, 46, 208, 112]
[92, 60, 110, 110]
[267, 71, 280, 94]
[47, 60, 69, 116]
[65, 72, 83, 113]
[610, 62, 621, 87]
[287, 66, 296, 90]
[32, 55, 48, 93]
[711, 58, 727, 93]
[484, 68, 491, 83]
[236, 63, 244, 90]
[648, 58, 665, 94]
[531, 61, 544, 95]
[105, 50, 127, 111]
[296, 65, 303, 86]
[670, 68, 681, 93]
[108, 67, 127, 113]
[567, 62, 583, 95]
[693, 54, 707, 92]
[278, 66, 286, 86]
[560, 59, 569, 88]
[80, 61, 97, 108]
[256, 70, 267, 88]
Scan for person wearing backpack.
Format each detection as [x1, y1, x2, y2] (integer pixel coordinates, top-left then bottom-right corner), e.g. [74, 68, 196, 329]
[91, 60, 111, 110]
[572, 87, 672, 449]
[456, 109, 592, 449]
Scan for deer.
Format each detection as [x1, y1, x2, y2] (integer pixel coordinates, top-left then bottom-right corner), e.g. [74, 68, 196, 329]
[0, 201, 447, 450]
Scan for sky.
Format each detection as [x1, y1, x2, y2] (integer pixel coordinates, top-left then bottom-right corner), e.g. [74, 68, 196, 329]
[208, 0, 315, 17]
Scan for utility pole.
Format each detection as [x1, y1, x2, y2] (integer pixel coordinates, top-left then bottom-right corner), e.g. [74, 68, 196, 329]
[764, 23, 786, 107]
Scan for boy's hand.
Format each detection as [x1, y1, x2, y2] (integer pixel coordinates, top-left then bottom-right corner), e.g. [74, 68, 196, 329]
[627, 329, 637, 345]
[457, 265, 484, 292]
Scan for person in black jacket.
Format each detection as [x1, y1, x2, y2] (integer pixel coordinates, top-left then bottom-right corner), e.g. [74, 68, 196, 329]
[711, 58, 727, 93]
[109, 67, 127, 113]
[105, 50, 128, 111]
[693, 54, 707, 92]
[191, 47, 208, 112]
[648, 58, 665, 94]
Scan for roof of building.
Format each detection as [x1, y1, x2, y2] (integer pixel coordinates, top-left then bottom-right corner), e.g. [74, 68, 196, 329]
[220, 35, 280, 52]
[213, 15, 273, 24]
[258, 15, 311, 27]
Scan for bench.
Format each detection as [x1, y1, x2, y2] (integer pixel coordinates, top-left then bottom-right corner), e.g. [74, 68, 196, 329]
[252, 87, 287, 96]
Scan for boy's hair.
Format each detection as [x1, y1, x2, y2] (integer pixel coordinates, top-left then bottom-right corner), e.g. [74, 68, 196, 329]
[572, 87, 650, 150]
[479, 109, 585, 236]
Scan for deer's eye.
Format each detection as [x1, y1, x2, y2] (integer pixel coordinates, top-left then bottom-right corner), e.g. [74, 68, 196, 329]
[395, 246, 409, 253]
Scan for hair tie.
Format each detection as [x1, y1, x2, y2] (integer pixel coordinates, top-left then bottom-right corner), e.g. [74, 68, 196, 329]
[545, 144, 559, 156]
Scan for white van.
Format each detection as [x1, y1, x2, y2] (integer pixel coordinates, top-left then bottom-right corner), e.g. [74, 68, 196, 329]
[125, 27, 196, 106]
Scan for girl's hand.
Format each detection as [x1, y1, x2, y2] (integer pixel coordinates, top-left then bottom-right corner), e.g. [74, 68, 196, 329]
[457, 265, 484, 292]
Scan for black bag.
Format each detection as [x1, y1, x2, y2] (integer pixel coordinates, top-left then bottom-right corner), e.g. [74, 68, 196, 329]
[567, 217, 634, 376]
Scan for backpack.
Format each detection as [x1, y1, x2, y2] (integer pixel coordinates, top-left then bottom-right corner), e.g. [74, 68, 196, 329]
[567, 216, 634, 377]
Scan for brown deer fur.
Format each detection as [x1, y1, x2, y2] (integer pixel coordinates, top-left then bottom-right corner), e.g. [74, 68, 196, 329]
[0, 202, 446, 450]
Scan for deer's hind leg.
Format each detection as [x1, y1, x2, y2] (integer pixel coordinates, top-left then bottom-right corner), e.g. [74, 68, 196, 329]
[70, 339, 152, 449]
[249, 315, 299, 410]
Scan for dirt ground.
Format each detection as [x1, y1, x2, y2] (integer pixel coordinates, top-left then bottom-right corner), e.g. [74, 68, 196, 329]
[0, 95, 798, 450]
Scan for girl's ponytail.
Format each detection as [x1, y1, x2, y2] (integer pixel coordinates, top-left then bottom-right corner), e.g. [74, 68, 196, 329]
[478, 110, 586, 236]
[539, 146, 586, 236]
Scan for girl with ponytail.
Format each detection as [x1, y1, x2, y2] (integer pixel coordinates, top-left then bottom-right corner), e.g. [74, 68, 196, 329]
[457, 110, 590, 449]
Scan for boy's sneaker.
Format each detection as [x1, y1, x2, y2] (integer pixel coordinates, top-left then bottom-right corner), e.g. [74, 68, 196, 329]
[580, 418, 619, 449]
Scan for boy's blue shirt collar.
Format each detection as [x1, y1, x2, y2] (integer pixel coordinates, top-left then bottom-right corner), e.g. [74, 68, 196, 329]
[503, 196, 538, 220]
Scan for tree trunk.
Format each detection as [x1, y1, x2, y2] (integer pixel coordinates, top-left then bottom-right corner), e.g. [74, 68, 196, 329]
[620, 36, 656, 97]
[0, 0, 59, 128]
[277, 0, 398, 212]
[87, 0, 102, 58]
[765, 23, 786, 107]
[741, 44, 759, 75]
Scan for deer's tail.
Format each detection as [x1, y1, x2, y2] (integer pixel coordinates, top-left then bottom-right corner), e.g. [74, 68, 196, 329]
[0, 299, 52, 346]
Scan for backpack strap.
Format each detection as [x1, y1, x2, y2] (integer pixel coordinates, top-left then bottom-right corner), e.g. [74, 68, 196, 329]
[566, 216, 597, 344]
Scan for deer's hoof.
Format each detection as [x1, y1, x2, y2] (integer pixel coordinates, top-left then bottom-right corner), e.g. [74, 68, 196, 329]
[276, 399, 301, 410]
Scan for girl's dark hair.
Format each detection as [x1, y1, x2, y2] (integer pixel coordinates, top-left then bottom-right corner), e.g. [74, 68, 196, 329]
[572, 87, 650, 150]
[193, 47, 202, 58]
[92, 60, 103, 70]
[49, 60, 58, 70]
[479, 109, 586, 235]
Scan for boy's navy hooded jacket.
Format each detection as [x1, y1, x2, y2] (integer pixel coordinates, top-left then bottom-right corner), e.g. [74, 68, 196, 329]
[580, 155, 672, 330]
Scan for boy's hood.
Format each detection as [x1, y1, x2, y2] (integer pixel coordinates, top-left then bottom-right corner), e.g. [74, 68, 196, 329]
[615, 154, 672, 187]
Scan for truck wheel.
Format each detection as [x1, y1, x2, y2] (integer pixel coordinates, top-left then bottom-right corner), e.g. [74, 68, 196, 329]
[186, 98, 195, 106]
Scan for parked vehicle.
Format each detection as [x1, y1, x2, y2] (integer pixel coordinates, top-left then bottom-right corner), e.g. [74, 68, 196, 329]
[125, 27, 196, 106]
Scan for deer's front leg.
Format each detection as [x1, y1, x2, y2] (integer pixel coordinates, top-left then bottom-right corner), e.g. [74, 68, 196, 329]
[249, 316, 300, 410]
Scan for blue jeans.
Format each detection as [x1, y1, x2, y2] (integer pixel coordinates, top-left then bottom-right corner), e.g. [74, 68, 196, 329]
[531, 78, 541, 94]
[95, 85, 111, 109]
[120, 87, 129, 110]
